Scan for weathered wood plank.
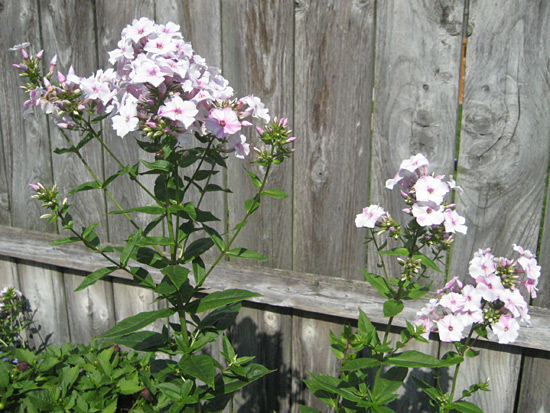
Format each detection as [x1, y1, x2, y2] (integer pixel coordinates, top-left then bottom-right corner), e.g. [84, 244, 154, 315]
[17, 260, 71, 347]
[221, 2, 295, 410]
[0, 256, 19, 289]
[369, 0, 463, 287]
[2, 225, 549, 352]
[293, 0, 375, 279]
[515, 6, 550, 410]
[451, 0, 550, 410]
[0, 0, 52, 231]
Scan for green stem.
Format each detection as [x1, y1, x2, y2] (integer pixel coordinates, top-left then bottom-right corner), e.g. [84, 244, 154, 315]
[370, 229, 391, 282]
[449, 361, 461, 402]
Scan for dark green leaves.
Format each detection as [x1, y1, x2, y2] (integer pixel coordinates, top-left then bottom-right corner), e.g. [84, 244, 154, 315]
[383, 299, 404, 317]
[191, 289, 261, 314]
[75, 267, 117, 291]
[100, 308, 175, 340]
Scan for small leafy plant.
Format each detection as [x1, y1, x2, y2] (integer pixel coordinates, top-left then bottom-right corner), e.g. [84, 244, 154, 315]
[10, 17, 294, 411]
[302, 154, 540, 412]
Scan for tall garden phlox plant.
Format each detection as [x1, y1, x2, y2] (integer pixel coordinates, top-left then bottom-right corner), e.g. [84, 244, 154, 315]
[302, 154, 540, 413]
[9, 17, 294, 411]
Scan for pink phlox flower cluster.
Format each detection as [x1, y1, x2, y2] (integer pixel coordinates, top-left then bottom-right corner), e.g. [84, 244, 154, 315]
[359, 154, 466, 236]
[13, 17, 277, 159]
[416, 246, 538, 345]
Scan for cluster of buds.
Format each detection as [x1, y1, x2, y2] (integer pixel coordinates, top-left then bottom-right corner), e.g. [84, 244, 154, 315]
[397, 256, 423, 281]
[29, 183, 68, 222]
[415, 245, 540, 344]
[254, 117, 296, 166]
[11, 18, 294, 163]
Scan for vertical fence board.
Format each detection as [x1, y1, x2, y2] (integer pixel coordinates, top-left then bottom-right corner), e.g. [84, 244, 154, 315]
[369, 0, 463, 286]
[0, 0, 73, 348]
[452, 0, 550, 410]
[292, 1, 375, 409]
[515, 2, 550, 403]
[38, 0, 119, 344]
[293, 0, 375, 280]
[221, 2, 295, 411]
[17, 260, 71, 346]
[369, 1, 463, 409]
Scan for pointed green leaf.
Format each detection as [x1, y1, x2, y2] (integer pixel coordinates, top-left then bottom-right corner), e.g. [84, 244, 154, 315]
[226, 248, 268, 261]
[447, 401, 484, 413]
[141, 159, 171, 171]
[50, 236, 80, 246]
[413, 253, 443, 273]
[192, 289, 261, 313]
[204, 225, 226, 252]
[109, 206, 165, 215]
[377, 248, 409, 257]
[100, 308, 174, 339]
[386, 350, 459, 368]
[246, 170, 262, 188]
[260, 189, 288, 199]
[383, 299, 404, 317]
[161, 265, 190, 289]
[75, 267, 117, 291]
[69, 180, 101, 194]
[114, 331, 167, 352]
[339, 358, 381, 372]
[179, 355, 216, 388]
[361, 270, 393, 299]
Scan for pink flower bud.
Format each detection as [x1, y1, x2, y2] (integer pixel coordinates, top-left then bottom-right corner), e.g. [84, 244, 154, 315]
[36, 50, 44, 59]
[49, 55, 57, 73]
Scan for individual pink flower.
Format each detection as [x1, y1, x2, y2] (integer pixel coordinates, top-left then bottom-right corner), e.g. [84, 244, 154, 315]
[123, 17, 156, 43]
[444, 209, 467, 234]
[475, 273, 505, 302]
[498, 288, 527, 318]
[239, 95, 270, 122]
[400, 153, 429, 172]
[355, 205, 386, 228]
[205, 107, 241, 138]
[469, 248, 497, 279]
[411, 202, 445, 227]
[456, 307, 483, 327]
[227, 134, 250, 159]
[513, 244, 536, 259]
[414, 176, 449, 204]
[436, 314, 465, 342]
[132, 56, 165, 87]
[492, 314, 519, 344]
[158, 95, 198, 129]
[439, 292, 466, 313]
[460, 284, 482, 312]
[112, 95, 139, 138]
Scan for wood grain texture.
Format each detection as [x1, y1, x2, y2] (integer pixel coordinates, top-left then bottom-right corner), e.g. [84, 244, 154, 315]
[369, 0, 463, 287]
[0, 0, 53, 231]
[293, 0, 375, 279]
[222, 0, 294, 269]
[1, 225, 550, 352]
[17, 260, 71, 346]
[221, 3, 295, 410]
[63, 268, 116, 343]
[0, 257, 19, 289]
[452, 1, 550, 411]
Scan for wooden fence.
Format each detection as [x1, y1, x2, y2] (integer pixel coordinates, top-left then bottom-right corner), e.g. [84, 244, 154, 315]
[1, 1, 550, 412]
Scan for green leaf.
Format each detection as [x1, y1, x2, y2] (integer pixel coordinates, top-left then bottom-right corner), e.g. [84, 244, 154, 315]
[404, 282, 431, 299]
[204, 225, 226, 252]
[412, 376, 443, 402]
[192, 289, 261, 313]
[114, 331, 167, 351]
[465, 348, 480, 358]
[246, 170, 262, 188]
[50, 236, 80, 246]
[192, 258, 207, 286]
[91, 113, 110, 124]
[179, 355, 216, 388]
[182, 238, 214, 262]
[447, 401, 484, 413]
[204, 183, 231, 193]
[109, 205, 165, 215]
[244, 197, 260, 215]
[383, 299, 404, 317]
[117, 373, 144, 395]
[75, 267, 117, 291]
[372, 366, 408, 402]
[226, 247, 268, 261]
[361, 270, 393, 299]
[377, 247, 409, 257]
[386, 350, 450, 368]
[100, 308, 174, 339]
[358, 308, 376, 337]
[339, 358, 381, 372]
[161, 265, 190, 289]
[69, 180, 101, 194]
[440, 351, 464, 366]
[260, 189, 288, 199]
[221, 336, 236, 363]
[412, 253, 443, 273]
[140, 159, 171, 172]
[54, 146, 77, 154]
